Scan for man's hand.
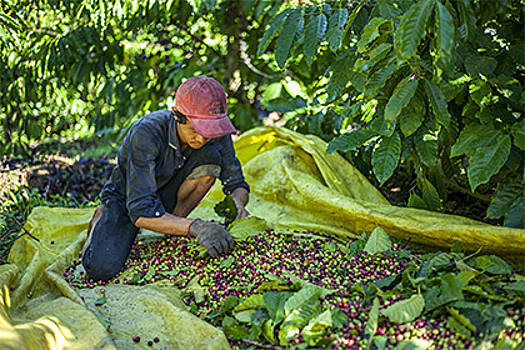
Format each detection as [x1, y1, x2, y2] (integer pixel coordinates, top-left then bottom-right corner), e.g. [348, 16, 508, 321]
[188, 219, 235, 257]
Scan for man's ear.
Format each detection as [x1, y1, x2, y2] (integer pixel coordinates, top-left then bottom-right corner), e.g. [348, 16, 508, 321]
[171, 107, 187, 124]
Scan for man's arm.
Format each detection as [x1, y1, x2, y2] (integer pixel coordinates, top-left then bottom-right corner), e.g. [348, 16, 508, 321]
[231, 187, 249, 220]
[135, 214, 194, 236]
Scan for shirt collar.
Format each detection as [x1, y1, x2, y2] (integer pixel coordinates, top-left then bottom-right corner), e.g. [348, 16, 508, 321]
[168, 114, 184, 158]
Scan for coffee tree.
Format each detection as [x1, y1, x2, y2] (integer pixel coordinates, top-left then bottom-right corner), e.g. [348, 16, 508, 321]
[258, 0, 524, 228]
[0, 0, 282, 155]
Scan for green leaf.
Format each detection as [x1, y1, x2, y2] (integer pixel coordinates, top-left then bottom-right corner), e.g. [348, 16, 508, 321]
[331, 308, 349, 329]
[440, 273, 464, 301]
[302, 310, 333, 346]
[214, 195, 237, 222]
[275, 8, 304, 69]
[417, 175, 443, 211]
[393, 339, 432, 350]
[456, 0, 476, 40]
[470, 255, 513, 275]
[258, 10, 292, 56]
[218, 296, 241, 315]
[394, 0, 435, 61]
[463, 285, 509, 302]
[400, 106, 424, 137]
[434, 2, 454, 58]
[326, 8, 348, 52]
[348, 69, 367, 93]
[94, 294, 107, 306]
[278, 324, 300, 346]
[265, 96, 307, 113]
[467, 135, 511, 191]
[511, 118, 525, 150]
[425, 80, 451, 127]
[0, 12, 22, 32]
[234, 309, 256, 323]
[415, 135, 438, 167]
[424, 273, 464, 312]
[446, 315, 472, 338]
[456, 270, 478, 287]
[385, 79, 418, 128]
[503, 281, 525, 298]
[470, 80, 493, 107]
[257, 280, 299, 292]
[264, 291, 292, 324]
[342, 0, 366, 41]
[465, 56, 498, 78]
[371, 275, 398, 290]
[224, 319, 250, 340]
[407, 192, 428, 209]
[284, 285, 323, 315]
[448, 308, 477, 333]
[357, 17, 388, 53]
[27, 120, 44, 140]
[428, 252, 454, 269]
[282, 303, 320, 329]
[219, 256, 235, 269]
[365, 60, 398, 96]
[377, 0, 402, 19]
[234, 294, 265, 312]
[326, 56, 350, 100]
[326, 129, 377, 153]
[95, 312, 111, 330]
[186, 276, 209, 303]
[304, 13, 327, 65]
[262, 319, 275, 343]
[364, 298, 380, 349]
[260, 82, 283, 105]
[381, 294, 425, 324]
[364, 227, 392, 254]
[374, 336, 388, 350]
[450, 123, 494, 157]
[359, 44, 392, 71]
[227, 216, 266, 241]
[504, 194, 525, 228]
[372, 132, 401, 185]
[142, 265, 156, 282]
[486, 177, 524, 219]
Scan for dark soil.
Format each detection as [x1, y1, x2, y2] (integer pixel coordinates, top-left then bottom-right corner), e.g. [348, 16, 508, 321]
[379, 166, 502, 226]
[0, 137, 117, 262]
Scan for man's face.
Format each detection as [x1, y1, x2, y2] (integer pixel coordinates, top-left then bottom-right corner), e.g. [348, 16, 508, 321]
[177, 121, 211, 149]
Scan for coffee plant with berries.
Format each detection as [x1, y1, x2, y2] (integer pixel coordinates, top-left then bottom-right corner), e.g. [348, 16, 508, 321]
[257, 0, 524, 228]
[62, 197, 525, 349]
[0, 0, 282, 155]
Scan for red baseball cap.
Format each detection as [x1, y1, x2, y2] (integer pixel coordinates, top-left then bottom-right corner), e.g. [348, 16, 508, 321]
[175, 76, 237, 138]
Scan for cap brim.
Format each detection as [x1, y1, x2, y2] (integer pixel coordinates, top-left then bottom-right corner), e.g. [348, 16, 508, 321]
[187, 115, 237, 138]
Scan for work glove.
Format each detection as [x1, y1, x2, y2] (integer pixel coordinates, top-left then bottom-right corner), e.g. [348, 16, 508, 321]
[188, 219, 235, 257]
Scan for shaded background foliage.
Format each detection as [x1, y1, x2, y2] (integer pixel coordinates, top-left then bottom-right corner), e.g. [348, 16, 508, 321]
[1, 0, 524, 228]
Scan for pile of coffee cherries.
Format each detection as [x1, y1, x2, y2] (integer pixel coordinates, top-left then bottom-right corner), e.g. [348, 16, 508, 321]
[64, 229, 524, 349]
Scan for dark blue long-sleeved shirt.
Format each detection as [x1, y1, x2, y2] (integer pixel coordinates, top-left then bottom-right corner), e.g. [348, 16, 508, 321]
[100, 110, 249, 223]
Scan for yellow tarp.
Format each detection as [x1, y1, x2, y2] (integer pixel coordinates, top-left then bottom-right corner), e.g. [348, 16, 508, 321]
[1, 126, 524, 349]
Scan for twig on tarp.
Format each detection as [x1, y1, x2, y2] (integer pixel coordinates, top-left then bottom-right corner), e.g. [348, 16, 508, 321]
[12, 216, 40, 242]
[400, 235, 412, 250]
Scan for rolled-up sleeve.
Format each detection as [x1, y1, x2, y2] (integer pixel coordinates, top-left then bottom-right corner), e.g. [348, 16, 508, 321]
[217, 136, 250, 195]
[125, 125, 166, 223]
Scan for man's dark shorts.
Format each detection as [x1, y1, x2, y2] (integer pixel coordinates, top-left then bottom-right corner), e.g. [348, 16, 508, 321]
[82, 144, 221, 281]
